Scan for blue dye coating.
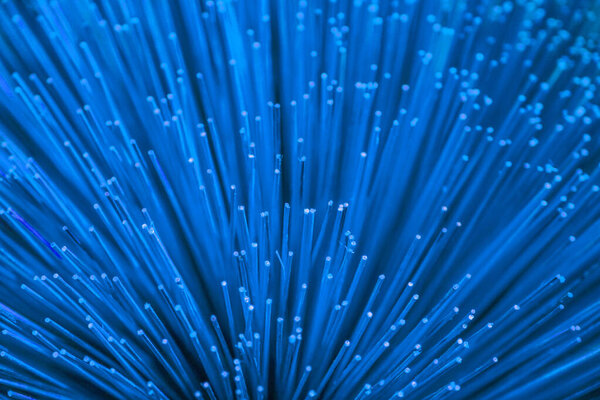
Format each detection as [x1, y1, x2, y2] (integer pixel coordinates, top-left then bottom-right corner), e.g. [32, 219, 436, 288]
[0, 0, 600, 399]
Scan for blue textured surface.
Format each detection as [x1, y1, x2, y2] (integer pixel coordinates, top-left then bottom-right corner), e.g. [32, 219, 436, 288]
[0, 0, 600, 399]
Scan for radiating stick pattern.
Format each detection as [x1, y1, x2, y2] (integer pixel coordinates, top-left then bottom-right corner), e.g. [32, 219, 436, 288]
[0, 0, 600, 399]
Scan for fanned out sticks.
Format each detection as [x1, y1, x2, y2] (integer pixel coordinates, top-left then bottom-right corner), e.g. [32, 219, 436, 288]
[0, 1, 600, 399]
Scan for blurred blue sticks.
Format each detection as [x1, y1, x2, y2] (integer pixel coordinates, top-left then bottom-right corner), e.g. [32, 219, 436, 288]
[0, 0, 600, 399]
